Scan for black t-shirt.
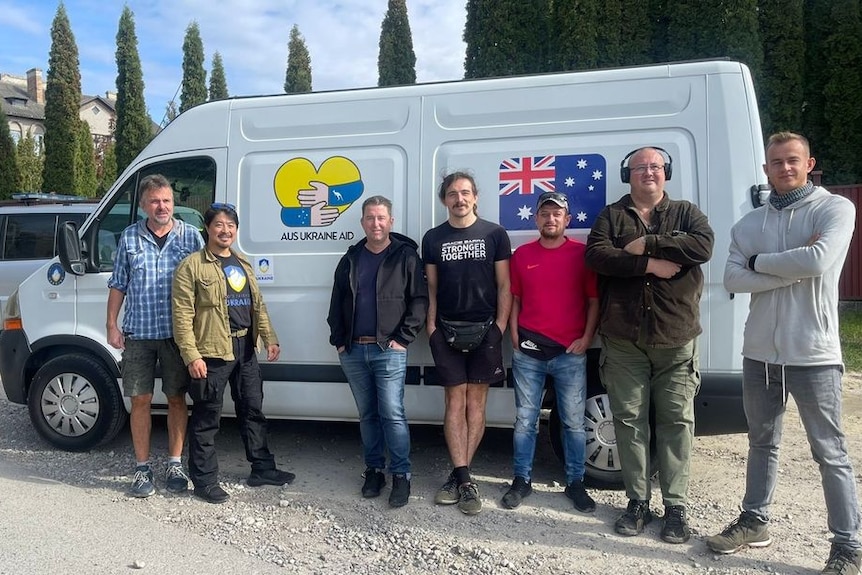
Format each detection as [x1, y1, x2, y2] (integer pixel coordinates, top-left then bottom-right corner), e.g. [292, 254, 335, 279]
[421, 218, 511, 322]
[352, 245, 388, 337]
[148, 227, 168, 250]
[215, 253, 252, 332]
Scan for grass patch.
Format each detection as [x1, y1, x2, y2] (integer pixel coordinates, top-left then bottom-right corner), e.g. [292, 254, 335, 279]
[841, 306, 862, 373]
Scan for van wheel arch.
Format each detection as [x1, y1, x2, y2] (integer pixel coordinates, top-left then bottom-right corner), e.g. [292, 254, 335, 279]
[27, 353, 126, 451]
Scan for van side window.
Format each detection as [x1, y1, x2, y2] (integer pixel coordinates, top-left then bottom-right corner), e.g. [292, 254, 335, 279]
[95, 157, 216, 270]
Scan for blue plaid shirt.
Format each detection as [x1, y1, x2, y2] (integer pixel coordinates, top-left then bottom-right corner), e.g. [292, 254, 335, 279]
[108, 218, 204, 340]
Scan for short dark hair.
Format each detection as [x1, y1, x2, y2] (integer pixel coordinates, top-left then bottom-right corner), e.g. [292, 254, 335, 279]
[138, 174, 171, 202]
[361, 195, 392, 216]
[204, 205, 239, 227]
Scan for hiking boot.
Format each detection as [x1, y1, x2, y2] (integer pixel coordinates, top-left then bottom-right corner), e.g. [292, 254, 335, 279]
[247, 468, 296, 487]
[565, 480, 596, 513]
[458, 482, 482, 515]
[661, 505, 691, 544]
[501, 476, 532, 509]
[129, 465, 155, 498]
[193, 483, 230, 504]
[388, 474, 410, 508]
[434, 473, 460, 505]
[614, 499, 653, 536]
[164, 462, 189, 493]
[706, 511, 772, 554]
[822, 544, 861, 575]
[360, 468, 386, 498]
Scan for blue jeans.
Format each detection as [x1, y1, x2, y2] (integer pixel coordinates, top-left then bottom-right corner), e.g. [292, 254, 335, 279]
[511, 349, 587, 484]
[742, 359, 861, 549]
[339, 343, 411, 475]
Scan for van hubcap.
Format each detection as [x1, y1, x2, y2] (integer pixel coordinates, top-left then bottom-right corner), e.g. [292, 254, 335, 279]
[39, 373, 100, 437]
[584, 393, 620, 474]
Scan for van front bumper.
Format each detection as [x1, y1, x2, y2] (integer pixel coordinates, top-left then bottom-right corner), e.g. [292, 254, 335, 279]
[0, 328, 31, 405]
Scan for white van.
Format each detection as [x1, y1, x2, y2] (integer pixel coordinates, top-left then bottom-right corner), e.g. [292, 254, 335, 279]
[0, 60, 768, 485]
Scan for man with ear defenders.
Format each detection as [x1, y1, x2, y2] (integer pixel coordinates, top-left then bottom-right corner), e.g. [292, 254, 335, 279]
[585, 147, 714, 544]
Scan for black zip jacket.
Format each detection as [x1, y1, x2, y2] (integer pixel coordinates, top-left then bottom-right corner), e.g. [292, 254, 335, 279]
[327, 232, 428, 352]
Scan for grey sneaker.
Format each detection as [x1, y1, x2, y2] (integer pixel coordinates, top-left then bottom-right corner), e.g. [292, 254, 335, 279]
[822, 544, 861, 575]
[129, 465, 155, 498]
[501, 476, 532, 509]
[434, 473, 460, 505]
[457, 482, 482, 515]
[706, 511, 772, 554]
[164, 462, 189, 493]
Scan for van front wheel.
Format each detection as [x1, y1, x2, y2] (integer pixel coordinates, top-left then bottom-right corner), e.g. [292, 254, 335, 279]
[27, 354, 126, 451]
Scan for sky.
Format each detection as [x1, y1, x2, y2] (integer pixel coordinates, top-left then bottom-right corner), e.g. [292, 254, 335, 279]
[0, 0, 468, 124]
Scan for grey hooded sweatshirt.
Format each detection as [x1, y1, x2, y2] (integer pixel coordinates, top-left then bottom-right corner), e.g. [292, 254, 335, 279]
[724, 186, 855, 366]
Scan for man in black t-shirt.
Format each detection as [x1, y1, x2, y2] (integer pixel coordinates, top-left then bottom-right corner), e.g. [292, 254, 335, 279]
[172, 204, 295, 504]
[421, 172, 512, 516]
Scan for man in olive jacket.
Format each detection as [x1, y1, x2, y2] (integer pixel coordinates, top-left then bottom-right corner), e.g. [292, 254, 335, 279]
[585, 147, 713, 544]
[173, 203, 295, 504]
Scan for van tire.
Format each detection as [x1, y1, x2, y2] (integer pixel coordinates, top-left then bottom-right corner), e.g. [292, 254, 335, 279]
[27, 354, 126, 451]
[549, 391, 658, 489]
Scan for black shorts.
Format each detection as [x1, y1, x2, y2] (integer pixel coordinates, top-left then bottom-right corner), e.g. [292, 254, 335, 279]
[429, 323, 505, 386]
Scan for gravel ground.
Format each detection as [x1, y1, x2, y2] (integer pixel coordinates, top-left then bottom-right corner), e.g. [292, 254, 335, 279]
[0, 375, 860, 574]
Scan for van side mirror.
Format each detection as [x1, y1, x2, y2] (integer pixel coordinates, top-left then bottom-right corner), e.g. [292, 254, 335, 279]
[58, 221, 86, 276]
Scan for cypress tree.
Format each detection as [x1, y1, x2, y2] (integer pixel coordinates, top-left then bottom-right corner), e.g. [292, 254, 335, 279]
[43, 3, 82, 194]
[757, 0, 804, 136]
[75, 121, 97, 197]
[0, 107, 18, 199]
[619, 0, 653, 66]
[802, 0, 831, 160]
[98, 142, 117, 195]
[596, 0, 623, 68]
[550, 0, 598, 71]
[16, 132, 42, 193]
[723, 0, 763, 81]
[209, 51, 229, 100]
[115, 6, 151, 176]
[285, 25, 312, 93]
[464, 0, 550, 79]
[378, 0, 417, 86]
[180, 21, 207, 113]
[820, 0, 862, 183]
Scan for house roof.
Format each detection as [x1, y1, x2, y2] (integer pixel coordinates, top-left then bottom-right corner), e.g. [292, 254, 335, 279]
[0, 81, 45, 121]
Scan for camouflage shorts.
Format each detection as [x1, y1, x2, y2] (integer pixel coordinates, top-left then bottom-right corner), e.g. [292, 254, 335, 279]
[121, 338, 189, 398]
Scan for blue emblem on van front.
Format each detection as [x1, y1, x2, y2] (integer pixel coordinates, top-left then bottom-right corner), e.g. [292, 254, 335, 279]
[47, 263, 66, 286]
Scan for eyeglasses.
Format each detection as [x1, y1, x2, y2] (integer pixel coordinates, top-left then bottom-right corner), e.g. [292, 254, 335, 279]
[210, 202, 236, 211]
[631, 164, 665, 175]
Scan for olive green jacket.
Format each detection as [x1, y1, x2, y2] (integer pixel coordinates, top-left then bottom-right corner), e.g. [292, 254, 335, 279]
[172, 248, 278, 365]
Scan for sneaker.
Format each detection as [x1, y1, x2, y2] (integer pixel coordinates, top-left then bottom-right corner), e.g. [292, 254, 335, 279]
[129, 465, 155, 498]
[457, 482, 482, 515]
[501, 476, 532, 509]
[565, 480, 596, 513]
[361, 468, 386, 498]
[822, 544, 861, 575]
[164, 462, 189, 493]
[706, 511, 772, 554]
[388, 474, 410, 508]
[661, 505, 691, 544]
[247, 468, 296, 487]
[193, 483, 230, 504]
[434, 473, 460, 505]
[614, 499, 654, 536]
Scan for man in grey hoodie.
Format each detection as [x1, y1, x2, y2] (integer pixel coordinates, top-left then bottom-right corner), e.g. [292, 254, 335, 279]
[707, 132, 860, 575]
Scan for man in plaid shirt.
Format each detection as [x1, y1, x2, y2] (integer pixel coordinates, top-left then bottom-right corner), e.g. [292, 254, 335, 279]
[107, 174, 204, 498]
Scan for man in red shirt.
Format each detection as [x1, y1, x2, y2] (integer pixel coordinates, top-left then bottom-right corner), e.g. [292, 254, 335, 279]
[501, 191, 599, 512]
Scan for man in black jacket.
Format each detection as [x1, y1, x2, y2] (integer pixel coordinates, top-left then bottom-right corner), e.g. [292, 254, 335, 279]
[327, 195, 428, 507]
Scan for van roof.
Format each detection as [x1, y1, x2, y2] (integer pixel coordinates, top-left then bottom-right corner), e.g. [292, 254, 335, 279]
[0, 203, 98, 214]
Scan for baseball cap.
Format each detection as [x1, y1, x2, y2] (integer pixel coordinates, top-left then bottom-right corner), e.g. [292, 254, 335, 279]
[536, 191, 568, 210]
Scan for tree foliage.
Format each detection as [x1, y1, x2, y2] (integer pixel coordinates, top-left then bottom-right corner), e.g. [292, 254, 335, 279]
[16, 133, 43, 193]
[97, 142, 117, 196]
[115, 5, 151, 176]
[549, 0, 598, 71]
[596, 0, 623, 68]
[378, 0, 416, 86]
[180, 21, 207, 113]
[75, 121, 97, 197]
[757, 0, 804, 136]
[464, 0, 550, 79]
[285, 25, 312, 93]
[209, 51, 229, 100]
[0, 107, 18, 199]
[43, 3, 82, 194]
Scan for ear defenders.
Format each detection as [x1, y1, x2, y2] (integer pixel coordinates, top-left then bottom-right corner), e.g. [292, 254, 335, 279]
[620, 147, 673, 183]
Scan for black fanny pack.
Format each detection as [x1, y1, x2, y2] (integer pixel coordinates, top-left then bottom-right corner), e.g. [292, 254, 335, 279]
[439, 317, 495, 353]
[517, 326, 567, 360]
